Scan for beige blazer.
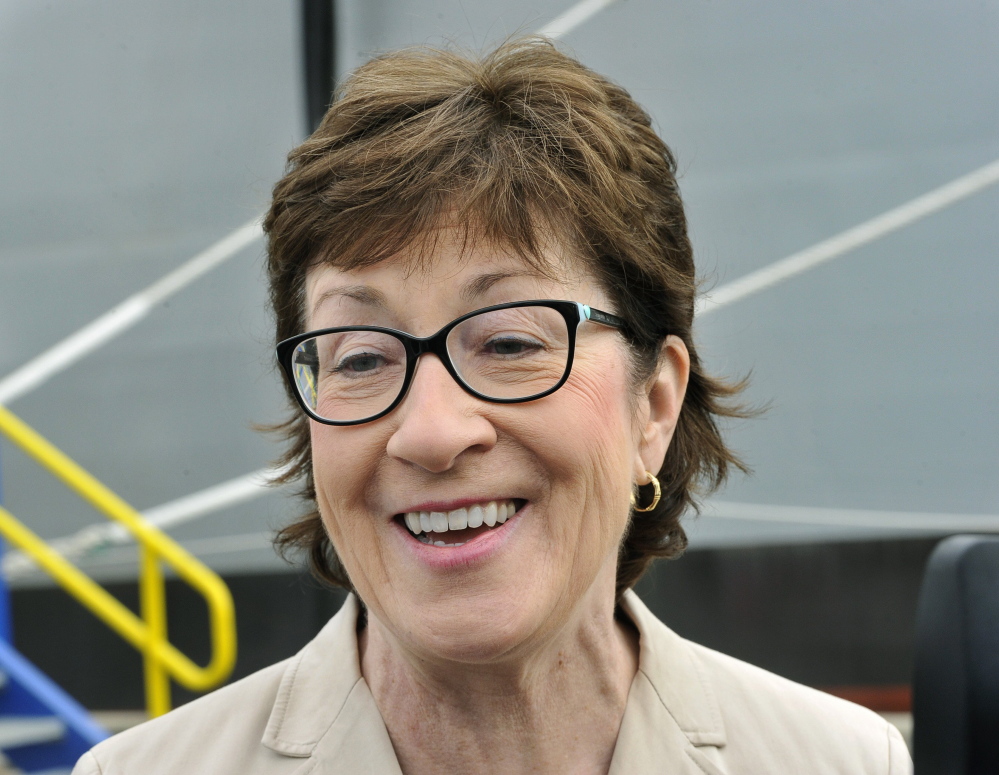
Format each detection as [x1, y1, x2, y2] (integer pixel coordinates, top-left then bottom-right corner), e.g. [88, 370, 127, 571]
[73, 591, 911, 774]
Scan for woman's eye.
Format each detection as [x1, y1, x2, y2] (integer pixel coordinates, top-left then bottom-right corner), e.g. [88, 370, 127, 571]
[484, 337, 543, 356]
[333, 352, 385, 374]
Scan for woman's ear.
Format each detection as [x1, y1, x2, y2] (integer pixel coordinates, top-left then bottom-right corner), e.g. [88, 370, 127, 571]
[633, 335, 690, 482]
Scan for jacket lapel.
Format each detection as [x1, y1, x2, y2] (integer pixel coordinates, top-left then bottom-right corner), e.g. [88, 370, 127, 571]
[286, 681, 402, 775]
[261, 594, 403, 775]
[608, 591, 729, 774]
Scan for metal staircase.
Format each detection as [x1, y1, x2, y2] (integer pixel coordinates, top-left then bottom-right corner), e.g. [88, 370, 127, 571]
[0, 440, 108, 774]
[0, 404, 238, 772]
[0, 637, 108, 773]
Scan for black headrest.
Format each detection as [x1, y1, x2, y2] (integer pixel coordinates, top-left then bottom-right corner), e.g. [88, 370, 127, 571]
[913, 535, 999, 775]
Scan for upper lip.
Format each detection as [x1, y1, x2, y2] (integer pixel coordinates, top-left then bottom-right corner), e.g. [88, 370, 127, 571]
[392, 495, 520, 515]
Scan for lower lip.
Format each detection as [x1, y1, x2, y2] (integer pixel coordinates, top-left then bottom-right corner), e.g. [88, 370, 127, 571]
[392, 505, 526, 570]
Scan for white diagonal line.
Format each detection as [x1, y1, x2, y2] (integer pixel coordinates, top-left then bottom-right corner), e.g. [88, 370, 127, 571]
[8, 531, 277, 580]
[140, 466, 280, 532]
[696, 158, 999, 317]
[702, 501, 999, 533]
[0, 216, 264, 405]
[1, 465, 285, 578]
[537, 0, 622, 39]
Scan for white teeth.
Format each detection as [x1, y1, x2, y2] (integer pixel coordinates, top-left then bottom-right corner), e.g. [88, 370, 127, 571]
[448, 508, 468, 530]
[403, 500, 518, 539]
[414, 533, 466, 548]
[467, 504, 484, 528]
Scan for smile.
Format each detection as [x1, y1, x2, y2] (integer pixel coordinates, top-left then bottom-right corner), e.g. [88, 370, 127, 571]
[401, 500, 520, 547]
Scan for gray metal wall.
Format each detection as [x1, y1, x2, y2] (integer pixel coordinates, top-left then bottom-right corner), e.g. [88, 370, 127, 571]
[1, 1, 996, 584]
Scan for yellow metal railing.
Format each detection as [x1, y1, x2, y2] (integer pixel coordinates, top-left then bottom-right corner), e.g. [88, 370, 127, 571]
[0, 405, 236, 717]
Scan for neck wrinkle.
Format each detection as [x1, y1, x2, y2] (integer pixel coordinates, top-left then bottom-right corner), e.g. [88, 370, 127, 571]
[359, 562, 638, 774]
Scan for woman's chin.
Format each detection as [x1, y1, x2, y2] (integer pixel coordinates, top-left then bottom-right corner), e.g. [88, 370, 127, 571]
[359, 502, 608, 665]
[380, 582, 558, 666]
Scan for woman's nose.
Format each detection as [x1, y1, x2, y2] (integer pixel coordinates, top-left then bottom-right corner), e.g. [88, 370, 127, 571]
[385, 355, 497, 473]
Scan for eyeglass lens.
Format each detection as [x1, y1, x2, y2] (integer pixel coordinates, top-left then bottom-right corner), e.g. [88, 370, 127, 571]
[290, 305, 571, 423]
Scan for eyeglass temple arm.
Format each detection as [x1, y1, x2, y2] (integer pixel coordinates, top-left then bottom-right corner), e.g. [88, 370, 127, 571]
[581, 304, 627, 330]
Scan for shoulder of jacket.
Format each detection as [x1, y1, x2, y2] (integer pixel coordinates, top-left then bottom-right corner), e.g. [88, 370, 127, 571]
[80, 658, 293, 773]
[684, 640, 911, 771]
[687, 640, 879, 722]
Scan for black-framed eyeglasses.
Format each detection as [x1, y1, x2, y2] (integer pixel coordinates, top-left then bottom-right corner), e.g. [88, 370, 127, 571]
[276, 300, 627, 426]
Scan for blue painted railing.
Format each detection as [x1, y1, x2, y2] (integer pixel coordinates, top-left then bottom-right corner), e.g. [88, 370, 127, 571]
[0, 638, 110, 770]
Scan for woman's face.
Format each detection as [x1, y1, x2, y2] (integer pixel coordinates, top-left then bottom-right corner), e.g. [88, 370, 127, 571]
[305, 235, 687, 665]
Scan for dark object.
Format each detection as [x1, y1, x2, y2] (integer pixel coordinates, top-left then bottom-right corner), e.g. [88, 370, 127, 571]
[913, 535, 999, 774]
[301, 0, 337, 134]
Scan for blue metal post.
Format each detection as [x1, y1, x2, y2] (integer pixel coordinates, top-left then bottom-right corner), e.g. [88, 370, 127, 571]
[0, 441, 14, 643]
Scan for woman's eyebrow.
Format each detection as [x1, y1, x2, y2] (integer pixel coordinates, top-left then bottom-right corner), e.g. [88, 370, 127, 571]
[311, 285, 388, 318]
[461, 270, 544, 301]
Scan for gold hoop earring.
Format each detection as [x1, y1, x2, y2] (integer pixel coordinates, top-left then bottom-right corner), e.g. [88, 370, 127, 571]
[633, 471, 661, 513]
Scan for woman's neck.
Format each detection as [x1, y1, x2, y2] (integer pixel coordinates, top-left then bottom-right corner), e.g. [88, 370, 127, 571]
[359, 570, 639, 775]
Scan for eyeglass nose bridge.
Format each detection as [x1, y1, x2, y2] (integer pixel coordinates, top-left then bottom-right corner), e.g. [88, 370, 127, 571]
[394, 321, 476, 404]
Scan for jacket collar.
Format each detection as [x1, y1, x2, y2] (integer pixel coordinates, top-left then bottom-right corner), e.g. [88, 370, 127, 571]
[619, 589, 727, 748]
[608, 591, 728, 774]
[261, 594, 402, 773]
[261, 591, 725, 772]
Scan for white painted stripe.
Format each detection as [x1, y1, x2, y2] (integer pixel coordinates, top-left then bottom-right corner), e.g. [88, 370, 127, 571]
[0, 216, 264, 405]
[176, 530, 275, 556]
[537, 0, 621, 39]
[703, 500, 999, 533]
[141, 466, 278, 532]
[0, 717, 66, 748]
[695, 157, 999, 317]
[0, 297, 150, 405]
[7, 531, 277, 580]
[0, 465, 285, 578]
[138, 217, 264, 306]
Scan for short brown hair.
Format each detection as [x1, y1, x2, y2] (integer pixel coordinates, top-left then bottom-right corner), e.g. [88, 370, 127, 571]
[264, 37, 748, 598]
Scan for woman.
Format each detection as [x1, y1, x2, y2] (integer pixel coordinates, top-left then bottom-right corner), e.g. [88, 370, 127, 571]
[75, 38, 910, 774]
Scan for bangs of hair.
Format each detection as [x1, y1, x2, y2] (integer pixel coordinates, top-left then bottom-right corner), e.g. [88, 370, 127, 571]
[266, 38, 672, 342]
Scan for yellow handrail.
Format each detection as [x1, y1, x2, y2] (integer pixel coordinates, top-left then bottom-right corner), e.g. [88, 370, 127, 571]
[0, 405, 236, 717]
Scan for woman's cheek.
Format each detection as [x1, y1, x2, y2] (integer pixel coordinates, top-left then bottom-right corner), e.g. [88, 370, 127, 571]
[540, 360, 636, 557]
[310, 426, 390, 589]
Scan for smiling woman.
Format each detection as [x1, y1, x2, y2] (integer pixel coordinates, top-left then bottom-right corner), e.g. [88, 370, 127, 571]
[73, 37, 911, 775]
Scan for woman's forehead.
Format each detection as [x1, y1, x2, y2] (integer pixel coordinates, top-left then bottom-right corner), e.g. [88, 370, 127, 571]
[304, 243, 603, 329]
[308, 236, 593, 307]
[313, 218, 586, 282]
